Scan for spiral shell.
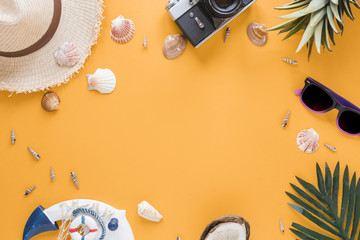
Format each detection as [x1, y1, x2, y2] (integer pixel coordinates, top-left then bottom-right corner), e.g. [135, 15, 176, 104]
[282, 110, 290, 128]
[324, 144, 337, 152]
[296, 128, 319, 153]
[110, 15, 135, 44]
[25, 186, 36, 195]
[28, 147, 40, 160]
[224, 27, 230, 43]
[54, 42, 81, 67]
[163, 34, 187, 60]
[280, 219, 284, 233]
[87, 68, 116, 94]
[41, 91, 60, 112]
[143, 35, 147, 48]
[71, 171, 79, 189]
[50, 167, 55, 181]
[11, 129, 16, 144]
[137, 201, 163, 222]
[282, 58, 298, 65]
[247, 22, 268, 46]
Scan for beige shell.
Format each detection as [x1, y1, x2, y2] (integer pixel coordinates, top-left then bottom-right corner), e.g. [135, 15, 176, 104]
[54, 42, 81, 67]
[297, 128, 319, 153]
[247, 22, 268, 46]
[28, 147, 40, 160]
[25, 186, 36, 196]
[87, 68, 116, 94]
[11, 129, 16, 144]
[200, 215, 250, 240]
[224, 27, 230, 43]
[110, 15, 135, 44]
[50, 167, 55, 181]
[163, 34, 187, 60]
[41, 92, 60, 112]
[282, 110, 290, 128]
[70, 171, 79, 189]
[137, 201, 163, 222]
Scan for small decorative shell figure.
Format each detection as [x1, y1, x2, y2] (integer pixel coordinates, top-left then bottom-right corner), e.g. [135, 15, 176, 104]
[50, 167, 55, 181]
[25, 186, 36, 196]
[280, 219, 284, 233]
[324, 144, 337, 152]
[110, 15, 135, 44]
[143, 35, 147, 48]
[163, 34, 187, 60]
[296, 128, 319, 153]
[41, 92, 60, 112]
[54, 42, 81, 67]
[87, 68, 116, 94]
[70, 171, 79, 189]
[11, 129, 16, 144]
[224, 27, 230, 43]
[282, 110, 290, 128]
[137, 201, 163, 222]
[247, 22, 268, 46]
[28, 147, 40, 160]
[282, 58, 298, 65]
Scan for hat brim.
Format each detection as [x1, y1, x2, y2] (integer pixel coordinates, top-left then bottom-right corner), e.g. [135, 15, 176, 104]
[0, 0, 104, 93]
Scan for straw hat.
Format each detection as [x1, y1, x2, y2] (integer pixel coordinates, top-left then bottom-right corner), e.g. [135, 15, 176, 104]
[0, 0, 104, 93]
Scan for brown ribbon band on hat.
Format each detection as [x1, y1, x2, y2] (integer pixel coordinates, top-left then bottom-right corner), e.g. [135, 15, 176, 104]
[0, 0, 62, 58]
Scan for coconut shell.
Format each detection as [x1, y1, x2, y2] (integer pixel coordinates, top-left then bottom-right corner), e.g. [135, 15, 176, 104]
[200, 215, 250, 240]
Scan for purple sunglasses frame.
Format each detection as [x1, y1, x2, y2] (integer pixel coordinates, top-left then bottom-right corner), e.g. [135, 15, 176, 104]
[295, 77, 360, 136]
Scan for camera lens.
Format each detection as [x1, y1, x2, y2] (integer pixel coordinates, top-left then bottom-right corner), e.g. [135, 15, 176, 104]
[203, 0, 242, 18]
[215, 0, 235, 8]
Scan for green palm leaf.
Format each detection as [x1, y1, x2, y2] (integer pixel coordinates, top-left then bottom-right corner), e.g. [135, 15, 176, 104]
[288, 162, 360, 240]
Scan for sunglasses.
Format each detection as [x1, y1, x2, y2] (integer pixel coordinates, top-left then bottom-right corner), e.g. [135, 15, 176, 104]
[295, 77, 360, 136]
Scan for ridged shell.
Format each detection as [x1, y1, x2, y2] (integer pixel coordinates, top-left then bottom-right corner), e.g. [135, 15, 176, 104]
[324, 144, 337, 152]
[110, 15, 135, 44]
[28, 147, 40, 159]
[54, 42, 81, 67]
[282, 58, 298, 65]
[50, 167, 55, 181]
[11, 129, 16, 144]
[224, 27, 230, 43]
[41, 92, 60, 112]
[296, 128, 319, 153]
[280, 219, 284, 233]
[247, 22, 268, 47]
[137, 201, 163, 222]
[143, 35, 147, 48]
[163, 34, 187, 60]
[25, 186, 36, 195]
[87, 68, 116, 94]
[70, 171, 79, 189]
[282, 110, 290, 128]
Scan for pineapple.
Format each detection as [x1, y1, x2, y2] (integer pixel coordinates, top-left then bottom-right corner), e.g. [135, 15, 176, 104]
[268, 0, 360, 59]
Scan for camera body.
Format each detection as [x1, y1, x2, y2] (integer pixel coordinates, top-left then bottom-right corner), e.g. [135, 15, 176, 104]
[166, 0, 256, 47]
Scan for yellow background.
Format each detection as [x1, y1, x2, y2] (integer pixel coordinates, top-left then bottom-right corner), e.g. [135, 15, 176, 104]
[1, 0, 360, 239]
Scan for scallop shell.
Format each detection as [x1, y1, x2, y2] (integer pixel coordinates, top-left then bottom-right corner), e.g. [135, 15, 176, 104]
[25, 186, 36, 196]
[110, 15, 135, 44]
[41, 91, 60, 112]
[87, 68, 116, 94]
[247, 22, 268, 46]
[137, 201, 163, 222]
[54, 42, 81, 67]
[296, 128, 319, 153]
[163, 34, 187, 60]
[70, 171, 79, 189]
[11, 129, 16, 144]
[28, 147, 40, 160]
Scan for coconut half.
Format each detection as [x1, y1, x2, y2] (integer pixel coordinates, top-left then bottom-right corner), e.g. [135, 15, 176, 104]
[200, 215, 250, 240]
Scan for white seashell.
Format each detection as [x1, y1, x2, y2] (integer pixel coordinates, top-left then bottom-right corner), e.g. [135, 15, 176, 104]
[110, 15, 135, 44]
[282, 110, 290, 128]
[137, 201, 163, 222]
[324, 144, 337, 152]
[280, 219, 284, 233]
[87, 68, 116, 94]
[11, 129, 16, 144]
[224, 27, 230, 43]
[282, 58, 298, 65]
[70, 171, 79, 189]
[25, 186, 36, 195]
[28, 147, 40, 159]
[54, 42, 81, 67]
[296, 128, 319, 153]
[143, 35, 147, 48]
[50, 167, 55, 181]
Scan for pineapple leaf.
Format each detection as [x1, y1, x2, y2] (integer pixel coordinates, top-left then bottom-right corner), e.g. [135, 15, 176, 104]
[306, 0, 329, 13]
[279, 7, 309, 19]
[283, 16, 310, 40]
[296, 23, 315, 52]
[288, 162, 360, 240]
[310, 8, 327, 26]
[331, 0, 339, 4]
[327, 22, 336, 45]
[341, 0, 355, 19]
[307, 37, 315, 60]
[275, 0, 311, 10]
[331, 2, 343, 22]
[327, 6, 339, 33]
[267, 19, 299, 31]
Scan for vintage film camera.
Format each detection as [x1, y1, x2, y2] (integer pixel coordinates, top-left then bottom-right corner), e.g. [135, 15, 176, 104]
[166, 0, 256, 47]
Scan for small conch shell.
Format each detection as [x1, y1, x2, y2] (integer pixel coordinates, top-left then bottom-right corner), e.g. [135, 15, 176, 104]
[50, 167, 55, 181]
[41, 92, 60, 112]
[296, 128, 319, 153]
[110, 15, 135, 44]
[282, 110, 290, 128]
[324, 144, 337, 152]
[87, 68, 116, 94]
[25, 186, 36, 196]
[11, 129, 16, 144]
[28, 147, 40, 160]
[282, 58, 298, 65]
[143, 35, 147, 48]
[280, 219, 284, 233]
[224, 27, 230, 43]
[137, 201, 163, 222]
[54, 42, 81, 67]
[247, 22, 268, 46]
[163, 34, 187, 60]
[70, 171, 79, 189]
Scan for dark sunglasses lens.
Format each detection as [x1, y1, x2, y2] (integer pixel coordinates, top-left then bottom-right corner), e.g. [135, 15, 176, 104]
[338, 111, 360, 134]
[301, 85, 334, 112]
